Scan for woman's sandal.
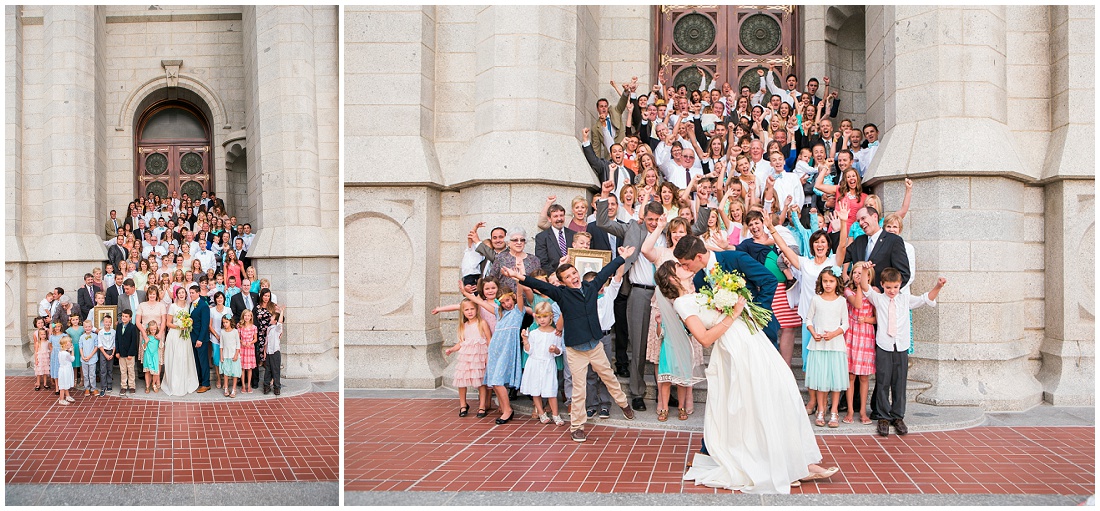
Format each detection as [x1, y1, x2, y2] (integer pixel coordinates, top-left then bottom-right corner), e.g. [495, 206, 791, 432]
[815, 411, 826, 427]
[224, 389, 230, 397]
[657, 409, 669, 422]
[475, 408, 488, 419]
[678, 408, 688, 421]
[800, 467, 840, 482]
[861, 416, 873, 425]
[459, 405, 470, 417]
[790, 480, 802, 488]
[828, 413, 840, 428]
[842, 414, 853, 424]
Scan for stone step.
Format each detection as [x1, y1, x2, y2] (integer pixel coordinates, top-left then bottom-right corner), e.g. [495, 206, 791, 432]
[615, 370, 931, 404]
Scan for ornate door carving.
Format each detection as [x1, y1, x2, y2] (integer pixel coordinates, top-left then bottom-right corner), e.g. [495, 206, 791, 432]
[134, 102, 212, 200]
[137, 145, 211, 199]
[656, 5, 798, 100]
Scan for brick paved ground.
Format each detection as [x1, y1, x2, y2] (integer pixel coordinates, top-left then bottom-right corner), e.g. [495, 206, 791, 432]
[5, 376, 338, 484]
[346, 397, 1094, 496]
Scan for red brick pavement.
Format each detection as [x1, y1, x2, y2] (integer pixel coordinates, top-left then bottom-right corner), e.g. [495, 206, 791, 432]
[345, 398, 1094, 495]
[5, 376, 338, 484]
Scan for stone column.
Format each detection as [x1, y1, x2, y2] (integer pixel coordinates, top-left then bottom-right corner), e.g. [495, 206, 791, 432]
[243, 5, 339, 380]
[8, 6, 109, 369]
[1036, 5, 1095, 405]
[344, 6, 446, 388]
[800, 6, 828, 87]
[6, 6, 30, 368]
[865, 6, 1045, 410]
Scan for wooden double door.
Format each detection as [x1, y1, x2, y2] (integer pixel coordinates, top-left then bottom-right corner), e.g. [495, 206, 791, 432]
[137, 144, 211, 200]
[655, 5, 799, 98]
[135, 102, 212, 200]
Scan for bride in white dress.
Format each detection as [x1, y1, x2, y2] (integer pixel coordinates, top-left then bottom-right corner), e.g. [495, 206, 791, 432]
[654, 260, 838, 494]
[161, 287, 199, 397]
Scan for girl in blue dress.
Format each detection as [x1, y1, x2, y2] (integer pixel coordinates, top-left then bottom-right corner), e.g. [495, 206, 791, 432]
[463, 284, 525, 425]
[48, 321, 65, 395]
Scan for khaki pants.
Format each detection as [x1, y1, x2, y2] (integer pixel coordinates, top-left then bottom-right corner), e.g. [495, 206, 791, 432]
[119, 356, 136, 390]
[566, 343, 628, 432]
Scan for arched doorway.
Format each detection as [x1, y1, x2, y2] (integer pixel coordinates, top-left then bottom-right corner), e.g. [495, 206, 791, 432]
[134, 100, 212, 200]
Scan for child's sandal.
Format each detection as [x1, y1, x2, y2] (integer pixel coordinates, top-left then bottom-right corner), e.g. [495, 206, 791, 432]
[475, 408, 488, 419]
[678, 408, 688, 421]
[538, 413, 550, 424]
[815, 412, 826, 427]
[657, 409, 669, 422]
[552, 415, 565, 426]
[828, 413, 839, 428]
[459, 405, 470, 417]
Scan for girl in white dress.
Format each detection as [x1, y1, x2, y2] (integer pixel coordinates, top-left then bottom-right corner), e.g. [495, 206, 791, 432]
[654, 260, 839, 494]
[161, 287, 199, 396]
[57, 337, 76, 405]
[518, 302, 565, 426]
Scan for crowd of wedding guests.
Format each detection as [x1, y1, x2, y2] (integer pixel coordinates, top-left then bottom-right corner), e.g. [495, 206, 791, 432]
[435, 65, 946, 442]
[31, 190, 287, 404]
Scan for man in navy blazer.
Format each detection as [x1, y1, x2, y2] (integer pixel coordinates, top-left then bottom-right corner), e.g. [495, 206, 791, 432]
[187, 285, 212, 392]
[673, 235, 780, 346]
[503, 246, 637, 443]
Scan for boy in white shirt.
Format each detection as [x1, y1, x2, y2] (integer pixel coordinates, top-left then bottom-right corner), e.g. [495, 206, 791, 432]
[582, 265, 624, 420]
[859, 264, 946, 437]
[96, 315, 117, 397]
[262, 312, 284, 395]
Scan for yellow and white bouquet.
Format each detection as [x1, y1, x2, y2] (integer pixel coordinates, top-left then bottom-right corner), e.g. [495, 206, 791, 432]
[175, 310, 193, 338]
[695, 266, 773, 333]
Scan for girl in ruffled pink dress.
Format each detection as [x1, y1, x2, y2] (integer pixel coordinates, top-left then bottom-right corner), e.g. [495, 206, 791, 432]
[445, 299, 491, 418]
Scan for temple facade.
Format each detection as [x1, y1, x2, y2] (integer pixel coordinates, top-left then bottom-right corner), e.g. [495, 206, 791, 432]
[344, 5, 1093, 409]
[6, 5, 341, 379]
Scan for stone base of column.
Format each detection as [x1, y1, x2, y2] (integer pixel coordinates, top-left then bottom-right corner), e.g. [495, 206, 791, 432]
[249, 256, 339, 381]
[5, 262, 32, 369]
[1037, 337, 1095, 406]
[909, 357, 1043, 410]
[345, 330, 447, 389]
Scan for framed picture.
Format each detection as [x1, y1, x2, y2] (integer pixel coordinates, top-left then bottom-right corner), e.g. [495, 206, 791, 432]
[568, 248, 613, 277]
[92, 305, 118, 328]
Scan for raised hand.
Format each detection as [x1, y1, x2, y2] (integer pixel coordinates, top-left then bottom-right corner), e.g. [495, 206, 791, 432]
[617, 245, 636, 260]
[581, 127, 590, 142]
[905, 177, 913, 190]
[936, 277, 947, 287]
[655, 214, 668, 231]
[823, 76, 830, 86]
[756, 68, 765, 77]
[499, 266, 521, 281]
[601, 179, 615, 197]
[835, 199, 851, 222]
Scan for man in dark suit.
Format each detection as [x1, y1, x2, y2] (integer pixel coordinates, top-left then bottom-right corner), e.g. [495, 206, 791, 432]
[581, 128, 635, 198]
[230, 285, 260, 322]
[233, 237, 252, 270]
[107, 233, 128, 274]
[114, 309, 140, 394]
[504, 247, 637, 443]
[675, 234, 780, 346]
[188, 285, 212, 392]
[534, 204, 576, 274]
[843, 205, 910, 290]
[105, 273, 124, 306]
[76, 273, 100, 321]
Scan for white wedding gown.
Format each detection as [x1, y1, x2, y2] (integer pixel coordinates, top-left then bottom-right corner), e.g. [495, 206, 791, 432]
[161, 303, 199, 396]
[675, 294, 821, 494]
